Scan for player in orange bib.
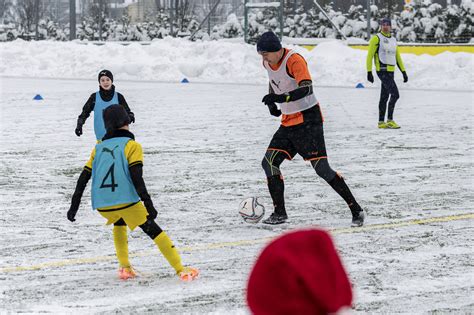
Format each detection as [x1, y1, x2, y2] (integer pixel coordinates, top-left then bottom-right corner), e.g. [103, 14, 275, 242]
[257, 31, 365, 226]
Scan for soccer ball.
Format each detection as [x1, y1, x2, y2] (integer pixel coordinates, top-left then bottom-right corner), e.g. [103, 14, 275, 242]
[238, 197, 265, 224]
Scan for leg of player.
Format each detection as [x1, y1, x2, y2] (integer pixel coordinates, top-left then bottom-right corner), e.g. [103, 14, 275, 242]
[386, 72, 401, 129]
[261, 150, 288, 224]
[113, 219, 136, 280]
[377, 71, 400, 129]
[139, 218, 199, 281]
[377, 72, 390, 129]
[311, 158, 365, 227]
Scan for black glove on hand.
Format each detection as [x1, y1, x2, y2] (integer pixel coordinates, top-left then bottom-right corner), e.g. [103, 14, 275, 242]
[267, 102, 282, 117]
[402, 71, 408, 83]
[75, 118, 84, 137]
[367, 71, 374, 83]
[262, 93, 288, 105]
[128, 112, 135, 123]
[144, 199, 157, 220]
[67, 205, 78, 222]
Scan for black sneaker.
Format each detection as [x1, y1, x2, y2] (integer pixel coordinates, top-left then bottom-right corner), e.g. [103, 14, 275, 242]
[351, 210, 365, 227]
[262, 213, 288, 225]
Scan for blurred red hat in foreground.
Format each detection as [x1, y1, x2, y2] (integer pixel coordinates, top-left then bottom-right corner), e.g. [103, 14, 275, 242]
[247, 229, 353, 315]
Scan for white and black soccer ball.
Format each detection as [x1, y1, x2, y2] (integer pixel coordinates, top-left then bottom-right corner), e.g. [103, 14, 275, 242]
[238, 197, 265, 224]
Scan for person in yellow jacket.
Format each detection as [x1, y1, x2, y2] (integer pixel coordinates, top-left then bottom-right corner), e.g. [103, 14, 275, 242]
[367, 18, 408, 129]
[67, 105, 199, 281]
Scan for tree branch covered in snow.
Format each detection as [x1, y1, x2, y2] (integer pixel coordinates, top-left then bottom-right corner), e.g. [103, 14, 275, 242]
[0, 0, 472, 43]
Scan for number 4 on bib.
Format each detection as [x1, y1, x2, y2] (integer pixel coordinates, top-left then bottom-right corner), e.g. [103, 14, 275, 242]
[100, 163, 118, 192]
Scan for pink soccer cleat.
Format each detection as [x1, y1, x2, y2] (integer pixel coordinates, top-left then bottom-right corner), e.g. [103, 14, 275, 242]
[118, 267, 137, 280]
[179, 267, 199, 282]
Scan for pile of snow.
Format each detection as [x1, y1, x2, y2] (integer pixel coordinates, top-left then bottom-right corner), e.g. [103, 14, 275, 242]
[0, 38, 472, 90]
[304, 41, 473, 91]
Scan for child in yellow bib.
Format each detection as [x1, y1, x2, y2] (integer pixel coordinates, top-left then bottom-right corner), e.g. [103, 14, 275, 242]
[67, 105, 198, 281]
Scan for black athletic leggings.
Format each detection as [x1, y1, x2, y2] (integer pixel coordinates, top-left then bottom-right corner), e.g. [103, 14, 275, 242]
[114, 218, 163, 239]
[377, 71, 399, 121]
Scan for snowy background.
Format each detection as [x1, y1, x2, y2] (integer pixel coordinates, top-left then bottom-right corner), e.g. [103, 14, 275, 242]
[0, 41, 473, 314]
[1, 39, 473, 91]
[1, 0, 473, 43]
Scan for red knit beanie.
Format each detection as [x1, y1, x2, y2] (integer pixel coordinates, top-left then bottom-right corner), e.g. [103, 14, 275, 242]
[247, 229, 353, 315]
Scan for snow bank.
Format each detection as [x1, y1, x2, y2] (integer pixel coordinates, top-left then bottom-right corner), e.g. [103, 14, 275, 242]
[305, 41, 474, 91]
[0, 38, 472, 90]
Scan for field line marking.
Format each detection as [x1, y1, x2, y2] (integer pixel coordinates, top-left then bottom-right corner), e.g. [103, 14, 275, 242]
[1, 212, 472, 273]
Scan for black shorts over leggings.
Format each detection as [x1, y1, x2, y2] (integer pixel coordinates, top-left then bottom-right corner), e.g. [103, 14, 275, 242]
[267, 121, 328, 161]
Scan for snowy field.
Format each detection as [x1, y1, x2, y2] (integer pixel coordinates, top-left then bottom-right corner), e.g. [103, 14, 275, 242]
[0, 76, 473, 314]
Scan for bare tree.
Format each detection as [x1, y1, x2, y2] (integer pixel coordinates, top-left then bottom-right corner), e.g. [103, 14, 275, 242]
[17, 0, 39, 35]
[155, 0, 162, 10]
[175, 0, 196, 33]
[0, 0, 15, 24]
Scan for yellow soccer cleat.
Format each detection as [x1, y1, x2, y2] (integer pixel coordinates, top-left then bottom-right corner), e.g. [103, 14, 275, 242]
[178, 267, 199, 282]
[378, 121, 388, 129]
[118, 266, 137, 280]
[386, 120, 401, 129]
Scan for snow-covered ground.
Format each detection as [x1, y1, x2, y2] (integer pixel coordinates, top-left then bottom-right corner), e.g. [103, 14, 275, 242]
[1, 39, 473, 91]
[0, 75, 473, 313]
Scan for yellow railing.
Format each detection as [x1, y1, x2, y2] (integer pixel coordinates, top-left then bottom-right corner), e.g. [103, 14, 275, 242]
[302, 44, 474, 55]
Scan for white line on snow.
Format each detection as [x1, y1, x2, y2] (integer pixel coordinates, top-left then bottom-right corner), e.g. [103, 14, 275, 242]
[1, 212, 472, 273]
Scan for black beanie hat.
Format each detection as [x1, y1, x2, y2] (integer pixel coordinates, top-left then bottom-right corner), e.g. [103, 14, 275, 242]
[103, 105, 130, 132]
[256, 31, 282, 53]
[98, 69, 113, 82]
[380, 18, 392, 26]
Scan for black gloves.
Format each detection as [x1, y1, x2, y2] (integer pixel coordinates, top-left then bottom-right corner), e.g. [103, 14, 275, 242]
[67, 205, 78, 222]
[144, 199, 157, 219]
[267, 102, 281, 117]
[402, 71, 408, 83]
[262, 93, 288, 105]
[262, 93, 289, 105]
[75, 118, 84, 136]
[367, 71, 374, 83]
[128, 112, 135, 123]
[262, 93, 283, 117]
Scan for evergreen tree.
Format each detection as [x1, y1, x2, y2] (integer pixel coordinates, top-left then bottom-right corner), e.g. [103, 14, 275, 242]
[395, 6, 417, 42]
[411, 0, 446, 43]
[246, 11, 268, 43]
[217, 13, 243, 38]
[342, 5, 365, 38]
[314, 3, 342, 38]
[305, 7, 321, 38]
[445, 4, 461, 41]
[77, 19, 95, 40]
[454, 0, 473, 43]
[285, 5, 309, 37]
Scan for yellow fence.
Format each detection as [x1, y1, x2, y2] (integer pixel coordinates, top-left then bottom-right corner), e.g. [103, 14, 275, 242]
[302, 44, 474, 55]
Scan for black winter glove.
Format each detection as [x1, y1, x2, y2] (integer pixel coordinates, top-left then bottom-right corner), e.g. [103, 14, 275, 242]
[267, 102, 282, 117]
[67, 205, 78, 222]
[128, 112, 135, 123]
[75, 118, 84, 136]
[262, 93, 288, 105]
[402, 71, 408, 83]
[144, 199, 157, 219]
[367, 71, 374, 83]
